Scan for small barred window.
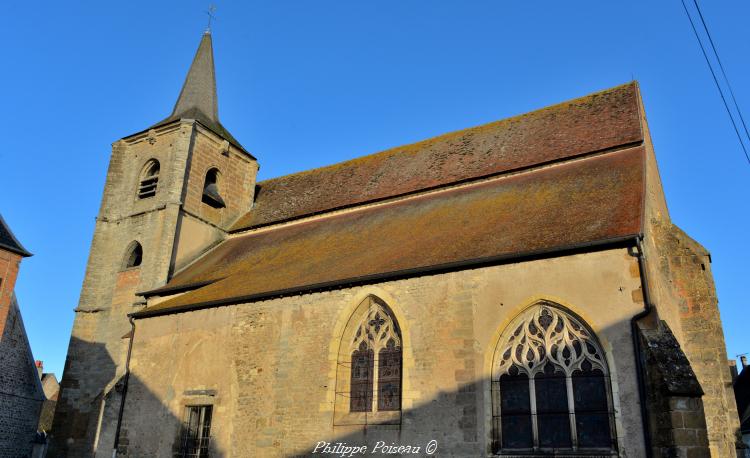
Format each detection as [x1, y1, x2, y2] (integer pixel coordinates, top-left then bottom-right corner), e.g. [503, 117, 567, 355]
[178, 405, 212, 458]
[137, 159, 160, 199]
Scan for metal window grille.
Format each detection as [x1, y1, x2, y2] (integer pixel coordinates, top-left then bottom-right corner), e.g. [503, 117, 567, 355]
[178, 405, 212, 458]
[491, 303, 617, 455]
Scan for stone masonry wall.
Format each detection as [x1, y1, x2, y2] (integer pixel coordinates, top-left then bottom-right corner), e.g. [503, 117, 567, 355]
[637, 85, 739, 457]
[52, 121, 258, 457]
[640, 321, 710, 457]
[119, 247, 647, 457]
[182, 124, 257, 229]
[654, 222, 741, 457]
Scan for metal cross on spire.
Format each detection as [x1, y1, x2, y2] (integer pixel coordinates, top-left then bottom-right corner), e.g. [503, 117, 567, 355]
[205, 4, 217, 33]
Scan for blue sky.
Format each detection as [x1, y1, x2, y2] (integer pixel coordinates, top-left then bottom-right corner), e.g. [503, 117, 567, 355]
[2, 1, 748, 378]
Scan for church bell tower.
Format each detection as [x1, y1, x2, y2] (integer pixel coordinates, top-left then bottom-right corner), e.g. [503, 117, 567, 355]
[51, 32, 258, 457]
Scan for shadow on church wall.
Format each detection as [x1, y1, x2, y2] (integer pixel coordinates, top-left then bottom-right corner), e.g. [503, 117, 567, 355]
[48, 316, 741, 457]
[49, 336, 218, 457]
[292, 316, 732, 458]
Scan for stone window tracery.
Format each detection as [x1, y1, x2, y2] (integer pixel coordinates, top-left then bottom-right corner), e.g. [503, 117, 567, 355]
[492, 302, 615, 454]
[344, 298, 402, 414]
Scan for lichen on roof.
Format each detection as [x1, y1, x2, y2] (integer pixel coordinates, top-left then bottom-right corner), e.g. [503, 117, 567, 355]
[137, 146, 646, 317]
[231, 82, 643, 232]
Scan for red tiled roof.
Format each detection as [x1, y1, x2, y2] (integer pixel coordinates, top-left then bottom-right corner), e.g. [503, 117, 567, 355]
[230, 82, 642, 232]
[136, 146, 646, 317]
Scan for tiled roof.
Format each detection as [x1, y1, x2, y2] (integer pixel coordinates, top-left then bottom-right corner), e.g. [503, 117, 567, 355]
[136, 146, 645, 317]
[231, 82, 642, 231]
[0, 214, 31, 257]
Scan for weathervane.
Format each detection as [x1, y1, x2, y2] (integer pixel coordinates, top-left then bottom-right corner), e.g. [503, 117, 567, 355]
[205, 4, 217, 33]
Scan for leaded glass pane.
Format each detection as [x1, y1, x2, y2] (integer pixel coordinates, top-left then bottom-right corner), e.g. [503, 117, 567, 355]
[500, 373, 532, 448]
[535, 367, 571, 449]
[350, 345, 373, 412]
[576, 413, 612, 448]
[537, 413, 571, 448]
[573, 368, 612, 448]
[378, 343, 402, 411]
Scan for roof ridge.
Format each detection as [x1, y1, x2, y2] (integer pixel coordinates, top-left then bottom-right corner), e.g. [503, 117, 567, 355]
[232, 82, 643, 231]
[255, 81, 639, 186]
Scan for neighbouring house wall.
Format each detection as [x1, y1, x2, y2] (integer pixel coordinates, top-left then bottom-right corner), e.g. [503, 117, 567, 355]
[119, 247, 647, 457]
[0, 297, 44, 458]
[0, 248, 23, 335]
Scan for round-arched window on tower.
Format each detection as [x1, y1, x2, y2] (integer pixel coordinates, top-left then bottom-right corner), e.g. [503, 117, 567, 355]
[137, 159, 160, 199]
[123, 242, 143, 269]
[202, 168, 226, 208]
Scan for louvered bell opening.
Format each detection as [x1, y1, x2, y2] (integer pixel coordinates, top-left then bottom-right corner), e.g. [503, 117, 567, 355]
[202, 182, 226, 208]
[138, 176, 159, 199]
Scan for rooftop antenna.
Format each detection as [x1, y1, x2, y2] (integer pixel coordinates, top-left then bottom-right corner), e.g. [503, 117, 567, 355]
[205, 4, 217, 34]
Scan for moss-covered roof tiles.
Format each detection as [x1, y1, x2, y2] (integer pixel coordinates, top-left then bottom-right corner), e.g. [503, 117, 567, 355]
[136, 145, 645, 317]
[230, 82, 642, 232]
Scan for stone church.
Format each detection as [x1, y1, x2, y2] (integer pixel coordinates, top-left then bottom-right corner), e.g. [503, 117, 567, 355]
[51, 32, 741, 457]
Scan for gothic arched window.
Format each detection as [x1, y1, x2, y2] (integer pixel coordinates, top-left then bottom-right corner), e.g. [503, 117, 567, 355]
[338, 296, 403, 417]
[492, 302, 615, 454]
[123, 241, 142, 269]
[137, 159, 160, 199]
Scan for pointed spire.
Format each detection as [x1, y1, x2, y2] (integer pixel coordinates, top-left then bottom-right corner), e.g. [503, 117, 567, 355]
[171, 31, 218, 123]
[151, 32, 249, 155]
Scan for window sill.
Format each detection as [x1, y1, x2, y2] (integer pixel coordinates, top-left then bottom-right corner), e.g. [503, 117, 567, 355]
[333, 410, 401, 427]
[495, 451, 617, 457]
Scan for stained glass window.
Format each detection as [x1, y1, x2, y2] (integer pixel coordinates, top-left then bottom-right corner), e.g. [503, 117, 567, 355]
[347, 299, 402, 414]
[350, 342, 374, 412]
[492, 303, 615, 454]
[378, 339, 402, 411]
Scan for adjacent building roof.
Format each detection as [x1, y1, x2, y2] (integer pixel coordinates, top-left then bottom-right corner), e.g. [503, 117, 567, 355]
[231, 82, 642, 231]
[0, 214, 31, 257]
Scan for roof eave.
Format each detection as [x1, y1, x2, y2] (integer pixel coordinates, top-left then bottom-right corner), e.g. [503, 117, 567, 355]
[131, 234, 642, 319]
[0, 242, 32, 257]
[0, 214, 32, 257]
[121, 118, 256, 160]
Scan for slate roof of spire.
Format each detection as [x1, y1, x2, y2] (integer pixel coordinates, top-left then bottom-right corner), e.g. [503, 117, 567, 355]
[150, 32, 248, 155]
[134, 83, 649, 317]
[0, 214, 31, 257]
